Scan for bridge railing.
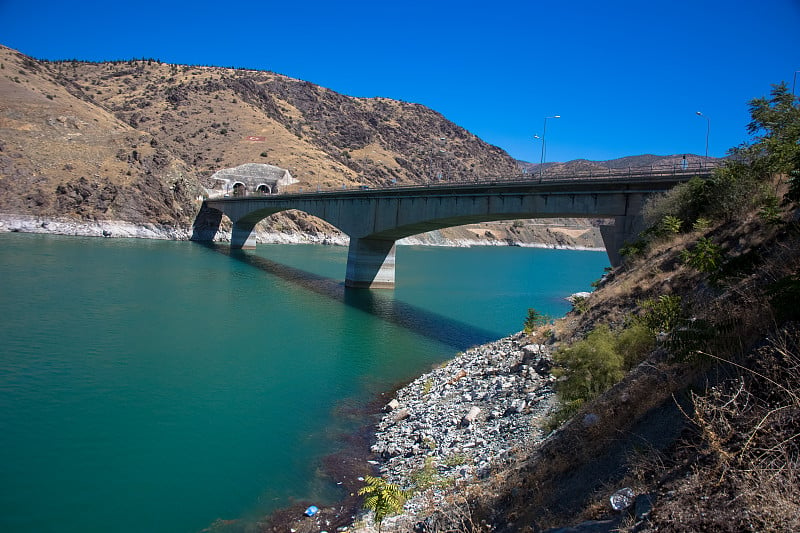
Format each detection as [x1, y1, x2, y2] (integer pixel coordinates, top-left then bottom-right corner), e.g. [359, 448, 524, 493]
[213, 161, 723, 199]
[524, 160, 722, 182]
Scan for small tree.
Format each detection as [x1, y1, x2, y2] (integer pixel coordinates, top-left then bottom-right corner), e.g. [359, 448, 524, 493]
[358, 475, 408, 533]
[740, 82, 800, 176]
[523, 308, 550, 334]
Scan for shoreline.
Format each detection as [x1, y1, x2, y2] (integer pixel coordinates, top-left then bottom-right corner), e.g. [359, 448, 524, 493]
[234, 332, 560, 533]
[0, 213, 606, 252]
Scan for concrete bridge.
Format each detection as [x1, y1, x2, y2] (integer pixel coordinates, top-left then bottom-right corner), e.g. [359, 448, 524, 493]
[194, 165, 716, 288]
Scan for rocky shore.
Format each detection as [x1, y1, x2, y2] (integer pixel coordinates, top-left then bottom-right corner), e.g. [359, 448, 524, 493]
[245, 332, 560, 533]
[354, 333, 558, 531]
[0, 214, 348, 245]
[0, 214, 604, 252]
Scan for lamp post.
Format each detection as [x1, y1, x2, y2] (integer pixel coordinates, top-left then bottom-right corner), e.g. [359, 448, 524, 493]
[793, 70, 800, 96]
[696, 111, 710, 162]
[539, 115, 560, 181]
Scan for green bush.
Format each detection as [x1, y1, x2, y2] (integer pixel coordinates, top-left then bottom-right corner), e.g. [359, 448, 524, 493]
[547, 322, 656, 431]
[543, 399, 584, 433]
[443, 452, 470, 467]
[639, 295, 683, 334]
[702, 162, 766, 221]
[758, 195, 783, 225]
[358, 476, 410, 532]
[681, 237, 723, 273]
[409, 457, 444, 491]
[571, 295, 588, 314]
[659, 215, 684, 235]
[692, 217, 711, 232]
[643, 176, 708, 230]
[620, 238, 648, 259]
[616, 322, 657, 368]
[553, 325, 625, 404]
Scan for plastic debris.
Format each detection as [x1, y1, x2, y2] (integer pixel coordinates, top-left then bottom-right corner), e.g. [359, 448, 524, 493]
[304, 505, 319, 517]
[610, 487, 635, 511]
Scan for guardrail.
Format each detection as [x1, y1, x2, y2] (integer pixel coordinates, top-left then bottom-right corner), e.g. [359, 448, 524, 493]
[209, 161, 722, 199]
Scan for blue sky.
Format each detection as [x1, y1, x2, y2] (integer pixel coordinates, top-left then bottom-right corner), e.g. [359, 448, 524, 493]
[1, 0, 798, 163]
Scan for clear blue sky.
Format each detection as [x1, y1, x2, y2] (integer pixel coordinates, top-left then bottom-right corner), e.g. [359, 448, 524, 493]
[2, 0, 798, 163]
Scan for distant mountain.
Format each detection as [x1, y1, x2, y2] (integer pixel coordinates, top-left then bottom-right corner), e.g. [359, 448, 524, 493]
[517, 153, 723, 175]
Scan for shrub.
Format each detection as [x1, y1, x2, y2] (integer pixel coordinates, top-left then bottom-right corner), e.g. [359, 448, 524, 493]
[443, 452, 470, 467]
[702, 162, 766, 221]
[692, 217, 711, 232]
[616, 322, 657, 368]
[659, 215, 684, 235]
[409, 457, 443, 491]
[547, 322, 656, 431]
[553, 325, 625, 404]
[619, 238, 648, 259]
[758, 194, 783, 225]
[358, 476, 410, 532]
[643, 176, 708, 229]
[639, 295, 683, 334]
[680, 237, 723, 273]
[571, 295, 588, 314]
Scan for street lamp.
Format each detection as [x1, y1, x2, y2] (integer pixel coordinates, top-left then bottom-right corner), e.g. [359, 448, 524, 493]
[696, 111, 710, 161]
[539, 115, 560, 181]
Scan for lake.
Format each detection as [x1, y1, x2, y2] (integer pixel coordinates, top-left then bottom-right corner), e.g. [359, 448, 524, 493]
[0, 233, 608, 532]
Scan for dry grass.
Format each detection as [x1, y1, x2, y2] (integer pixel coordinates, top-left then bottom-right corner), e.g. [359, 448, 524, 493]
[644, 324, 800, 532]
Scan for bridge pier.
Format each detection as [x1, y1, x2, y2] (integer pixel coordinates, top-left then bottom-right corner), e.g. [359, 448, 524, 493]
[600, 194, 647, 267]
[345, 238, 397, 289]
[231, 221, 257, 250]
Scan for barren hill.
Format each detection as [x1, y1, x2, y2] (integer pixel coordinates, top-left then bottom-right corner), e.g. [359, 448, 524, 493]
[0, 44, 601, 247]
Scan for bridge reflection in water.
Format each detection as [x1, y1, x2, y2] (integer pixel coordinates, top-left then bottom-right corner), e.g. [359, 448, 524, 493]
[198, 242, 500, 350]
[194, 163, 717, 289]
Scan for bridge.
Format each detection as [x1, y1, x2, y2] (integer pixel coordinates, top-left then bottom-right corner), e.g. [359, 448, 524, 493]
[193, 164, 717, 288]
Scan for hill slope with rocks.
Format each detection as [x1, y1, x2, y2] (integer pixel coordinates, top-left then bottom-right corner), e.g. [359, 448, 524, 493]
[0, 45, 528, 244]
[0, 45, 710, 249]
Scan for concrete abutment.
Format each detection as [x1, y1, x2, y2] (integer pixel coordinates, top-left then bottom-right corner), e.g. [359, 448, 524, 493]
[345, 238, 397, 289]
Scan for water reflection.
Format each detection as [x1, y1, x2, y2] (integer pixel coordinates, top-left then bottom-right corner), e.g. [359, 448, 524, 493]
[199, 243, 499, 350]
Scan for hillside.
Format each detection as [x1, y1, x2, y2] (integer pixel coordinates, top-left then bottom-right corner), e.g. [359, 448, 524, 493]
[0, 45, 713, 249]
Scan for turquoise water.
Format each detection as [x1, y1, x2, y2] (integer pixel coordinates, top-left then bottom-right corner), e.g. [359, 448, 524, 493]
[0, 233, 608, 532]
